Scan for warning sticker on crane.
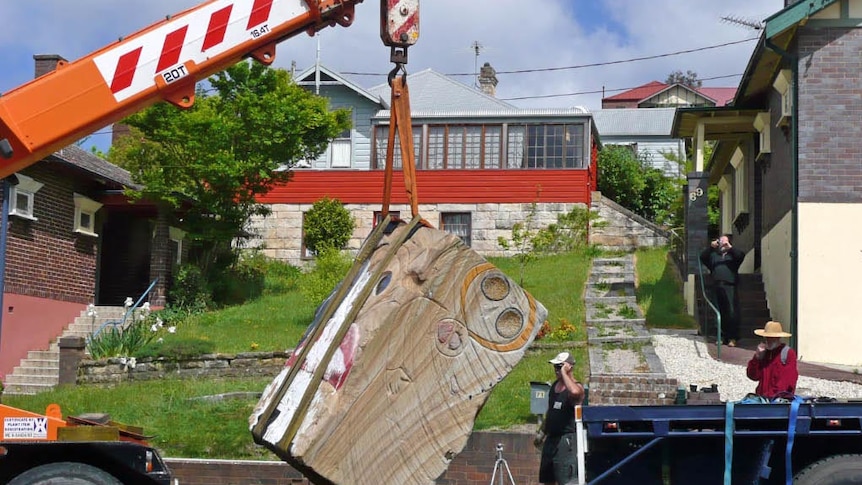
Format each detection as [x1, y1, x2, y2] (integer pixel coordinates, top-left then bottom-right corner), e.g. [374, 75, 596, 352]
[3, 417, 48, 439]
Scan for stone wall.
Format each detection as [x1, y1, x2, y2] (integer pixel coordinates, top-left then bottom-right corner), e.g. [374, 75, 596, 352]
[245, 202, 587, 267]
[589, 191, 669, 250]
[76, 351, 290, 384]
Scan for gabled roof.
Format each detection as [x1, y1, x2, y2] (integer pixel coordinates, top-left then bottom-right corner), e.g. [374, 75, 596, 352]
[603, 81, 667, 102]
[765, 0, 840, 38]
[294, 64, 385, 106]
[46, 145, 136, 188]
[604, 81, 736, 107]
[592, 108, 676, 137]
[367, 69, 516, 112]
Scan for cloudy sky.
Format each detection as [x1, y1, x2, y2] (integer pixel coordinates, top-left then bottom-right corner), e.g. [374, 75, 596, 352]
[0, 0, 784, 151]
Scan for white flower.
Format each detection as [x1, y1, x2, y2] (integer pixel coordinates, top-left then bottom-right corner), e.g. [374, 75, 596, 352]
[168, 326, 176, 334]
[86, 303, 97, 317]
[124, 297, 134, 308]
[142, 302, 150, 311]
[128, 357, 137, 369]
[151, 324, 159, 332]
[119, 357, 127, 365]
[138, 313, 146, 321]
[156, 318, 164, 328]
[158, 337, 164, 343]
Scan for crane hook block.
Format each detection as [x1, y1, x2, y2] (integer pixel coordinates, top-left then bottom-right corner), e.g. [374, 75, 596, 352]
[380, 0, 419, 47]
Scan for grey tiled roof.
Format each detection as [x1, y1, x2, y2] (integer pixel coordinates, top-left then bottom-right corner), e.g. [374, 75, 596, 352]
[367, 69, 516, 112]
[592, 108, 677, 137]
[48, 145, 137, 188]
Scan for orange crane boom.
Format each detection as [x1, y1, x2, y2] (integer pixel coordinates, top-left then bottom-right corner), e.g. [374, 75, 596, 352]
[0, 0, 363, 179]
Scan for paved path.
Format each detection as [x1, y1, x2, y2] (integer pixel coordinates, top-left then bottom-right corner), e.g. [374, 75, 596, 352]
[705, 340, 862, 385]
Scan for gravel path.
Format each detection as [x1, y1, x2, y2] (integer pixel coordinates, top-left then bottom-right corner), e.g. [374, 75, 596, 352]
[652, 333, 862, 402]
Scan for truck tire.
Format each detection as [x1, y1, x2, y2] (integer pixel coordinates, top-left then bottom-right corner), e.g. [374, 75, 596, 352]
[793, 454, 862, 485]
[8, 462, 123, 485]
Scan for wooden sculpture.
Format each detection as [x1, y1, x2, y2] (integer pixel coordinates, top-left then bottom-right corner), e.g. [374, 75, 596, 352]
[250, 216, 547, 484]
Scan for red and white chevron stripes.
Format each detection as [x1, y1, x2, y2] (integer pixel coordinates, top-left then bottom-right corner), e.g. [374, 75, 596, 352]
[93, 0, 305, 102]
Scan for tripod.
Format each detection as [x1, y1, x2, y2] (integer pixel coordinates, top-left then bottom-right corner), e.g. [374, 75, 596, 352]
[489, 443, 516, 485]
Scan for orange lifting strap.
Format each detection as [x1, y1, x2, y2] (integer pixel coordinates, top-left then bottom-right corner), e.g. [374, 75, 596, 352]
[381, 75, 419, 219]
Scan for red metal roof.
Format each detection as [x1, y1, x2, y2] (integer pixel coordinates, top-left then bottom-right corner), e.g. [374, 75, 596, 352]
[603, 81, 667, 101]
[603, 81, 737, 107]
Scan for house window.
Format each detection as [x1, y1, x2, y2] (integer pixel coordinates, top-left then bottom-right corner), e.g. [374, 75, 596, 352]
[773, 69, 793, 127]
[300, 212, 313, 260]
[426, 126, 445, 169]
[518, 123, 586, 169]
[169, 227, 186, 265]
[373, 210, 400, 227]
[753, 112, 770, 160]
[8, 174, 44, 220]
[440, 212, 471, 247]
[73, 193, 102, 237]
[373, 125, 422, 169]
[731, 147, 748, 217]
[330, 128, 352, 168]
[717, 176, 732, 236]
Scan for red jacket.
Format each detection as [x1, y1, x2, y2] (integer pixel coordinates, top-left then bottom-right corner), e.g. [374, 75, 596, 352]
[746, 344, 798, 399]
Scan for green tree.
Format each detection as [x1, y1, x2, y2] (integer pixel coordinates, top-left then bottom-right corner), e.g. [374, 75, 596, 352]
[597, 145, 646, 214]
[665, 70, 702, 89]
[111, 60, 350, 302]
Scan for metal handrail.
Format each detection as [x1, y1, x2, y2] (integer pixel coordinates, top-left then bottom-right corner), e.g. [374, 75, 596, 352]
[698, 257, 723, 360]
[90, 278, 159, 339]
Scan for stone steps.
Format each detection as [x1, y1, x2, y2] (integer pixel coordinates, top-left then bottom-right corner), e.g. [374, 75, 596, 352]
[585, 254, 679, 405]
[3, 305, 129, 396]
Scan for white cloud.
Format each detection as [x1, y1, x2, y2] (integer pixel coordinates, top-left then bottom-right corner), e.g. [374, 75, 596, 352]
[1, 0, 785, 133]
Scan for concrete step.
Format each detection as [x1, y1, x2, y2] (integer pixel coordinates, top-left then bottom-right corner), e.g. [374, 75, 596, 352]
[14, 358, 59, 369]
[26, 350, 59, 361]
[5, 373, 59, 386]
[3, 382, 56, 396]
[11, 365, 59, 377]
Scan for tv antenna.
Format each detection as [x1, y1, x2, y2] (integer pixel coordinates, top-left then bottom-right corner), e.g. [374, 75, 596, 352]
[471, 40, 483, 87]
[721, 15, 764, 31]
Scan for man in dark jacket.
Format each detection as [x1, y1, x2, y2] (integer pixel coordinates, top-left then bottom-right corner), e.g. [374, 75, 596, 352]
[700, 234, 746, 346]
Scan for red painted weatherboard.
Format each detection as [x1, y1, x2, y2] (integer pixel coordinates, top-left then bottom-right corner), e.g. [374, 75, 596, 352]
[256, 169, 593, 205]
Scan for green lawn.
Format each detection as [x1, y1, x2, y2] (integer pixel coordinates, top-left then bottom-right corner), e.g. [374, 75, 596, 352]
[5, 246, 690, 458]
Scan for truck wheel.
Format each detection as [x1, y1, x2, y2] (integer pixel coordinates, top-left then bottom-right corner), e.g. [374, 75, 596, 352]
[794, 454, 862, 485]
[8, 462, 123, 485]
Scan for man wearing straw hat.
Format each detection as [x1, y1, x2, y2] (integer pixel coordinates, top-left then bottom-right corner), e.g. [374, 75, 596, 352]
[746, 321, 799, 399]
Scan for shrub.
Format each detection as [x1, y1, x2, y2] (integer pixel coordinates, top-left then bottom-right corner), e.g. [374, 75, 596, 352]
[299, 248, 352, 306]
[303, 197, 355, 254]
[210, 252, 267, 306]
[169, 264, 211, 312]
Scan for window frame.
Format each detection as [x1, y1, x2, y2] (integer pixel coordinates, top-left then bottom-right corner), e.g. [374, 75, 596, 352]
[440, 212, 472, 247]
[8, 174, 43, 221]
[73, 193, 102, 237]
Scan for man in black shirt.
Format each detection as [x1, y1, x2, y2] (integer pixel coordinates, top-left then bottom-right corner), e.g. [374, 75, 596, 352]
[700, 234, 746, 346]
[536, 351, 585, 485]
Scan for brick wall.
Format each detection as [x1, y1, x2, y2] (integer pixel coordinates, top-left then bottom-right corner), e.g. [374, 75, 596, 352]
[797, 27, 862, 203]
[4, 164, 97, 304]
[166, 431, 542, 485]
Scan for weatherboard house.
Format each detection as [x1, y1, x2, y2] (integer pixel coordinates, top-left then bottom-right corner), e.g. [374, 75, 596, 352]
[674, 0, 862, 366]
[246, 65, 602, 264]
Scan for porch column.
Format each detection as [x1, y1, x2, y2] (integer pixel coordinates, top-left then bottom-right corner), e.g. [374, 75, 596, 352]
[684, 171, 710, 316]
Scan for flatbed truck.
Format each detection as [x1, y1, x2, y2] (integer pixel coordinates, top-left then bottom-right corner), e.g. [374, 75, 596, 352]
[575, 400, 862, 484]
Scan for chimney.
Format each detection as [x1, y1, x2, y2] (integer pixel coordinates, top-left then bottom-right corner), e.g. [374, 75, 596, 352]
[478, 62, 498, 97]
[34, 54, 67, 79]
